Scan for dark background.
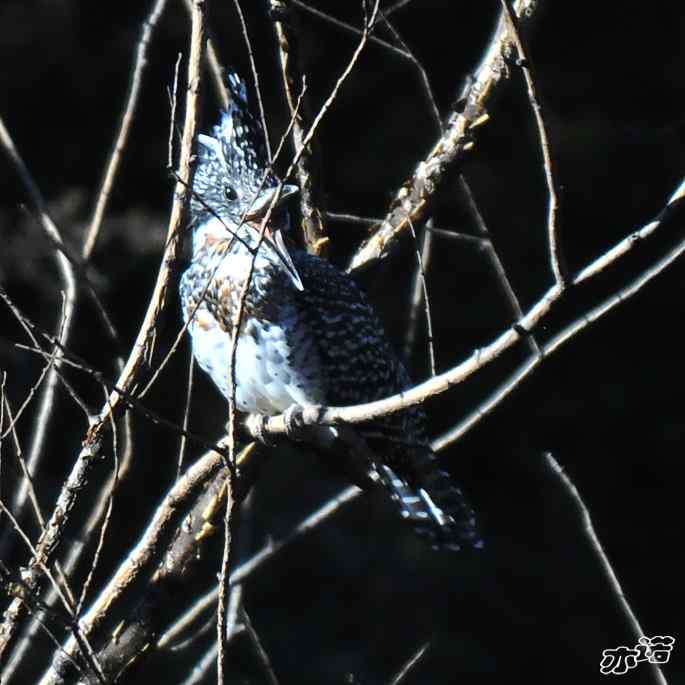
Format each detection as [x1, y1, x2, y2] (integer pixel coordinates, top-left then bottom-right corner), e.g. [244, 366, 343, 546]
[1, 1, 684, 683]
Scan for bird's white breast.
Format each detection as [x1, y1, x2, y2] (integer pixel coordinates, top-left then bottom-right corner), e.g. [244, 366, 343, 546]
[182, 289, 324, 415]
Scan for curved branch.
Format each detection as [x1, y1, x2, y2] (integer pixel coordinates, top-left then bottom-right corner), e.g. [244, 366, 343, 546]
[254, 177, 685, 436]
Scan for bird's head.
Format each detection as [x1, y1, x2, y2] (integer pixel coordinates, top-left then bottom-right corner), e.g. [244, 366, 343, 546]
[191, 71, 303, 289]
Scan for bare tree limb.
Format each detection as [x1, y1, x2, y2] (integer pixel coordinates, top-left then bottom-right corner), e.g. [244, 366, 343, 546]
[252, 176, 685, 438]
[433, 198, 685, 450]
[347, 0, 540, 273]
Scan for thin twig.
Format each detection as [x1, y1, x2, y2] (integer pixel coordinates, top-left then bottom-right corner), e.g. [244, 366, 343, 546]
[231, 485, 360, 585]
[378, 9, 441, 134]
[177, 355, 195, 480]
[216, 475, 233, 685]
[179, 641, 218, 685]
[574, 178, 685, 285]
[328, 211, 486, 245]
[423, 224, 489, 247]
[0, 117, 78, 542]
[457, 175, 540, 357]
[241, 607, 280, 685]
[404, 223, 432, 361]
[168, 52, 183, 170]
[2, 389, 48, 534]
[281, 0, 381, 186]
[210, 87, 314, 674]
[388, 640, 430, 685]
[157, 588, 217, 650]
[291, 0, 410, 60]
[500, 0, 566, 286]
[384, 0, 415, 16]
[544, 453, 668, 685]
[405, 219, 436, 374]
[271, 0, 328, 255]
[233, 0, 272, 158]
[211, 51, 313, 685]
[82, 0, 169, 260]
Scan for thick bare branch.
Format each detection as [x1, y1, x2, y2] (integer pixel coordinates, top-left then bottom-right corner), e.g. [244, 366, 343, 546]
[347, 0, 540, 272]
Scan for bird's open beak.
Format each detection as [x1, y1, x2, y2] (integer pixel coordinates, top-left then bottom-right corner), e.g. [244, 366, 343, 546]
[271, 228, 304, 291]
[247, 184, 304, 292]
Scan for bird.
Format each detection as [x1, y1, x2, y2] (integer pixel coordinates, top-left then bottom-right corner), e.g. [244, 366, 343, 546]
[179, 70, 481, 551]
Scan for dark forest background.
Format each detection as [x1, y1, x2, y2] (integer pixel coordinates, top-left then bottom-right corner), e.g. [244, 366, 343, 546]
[1, 1, 684, 684]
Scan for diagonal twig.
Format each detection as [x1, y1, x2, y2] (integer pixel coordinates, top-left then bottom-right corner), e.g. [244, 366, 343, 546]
[500, 0, 566, 287]
[432, 185, 685, 451]
[347, 0, 540, 273]
[544, 453, 668, 685]
[457, 175, 541, 357]
[82, 0, 169, 260]
[388, 640, 430, 685]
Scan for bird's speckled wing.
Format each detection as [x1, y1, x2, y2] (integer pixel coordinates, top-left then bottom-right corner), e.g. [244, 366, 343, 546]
[291, 249, 481, 550]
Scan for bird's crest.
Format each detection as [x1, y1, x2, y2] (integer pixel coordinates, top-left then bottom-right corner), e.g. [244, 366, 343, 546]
[192, 69, 278, 223]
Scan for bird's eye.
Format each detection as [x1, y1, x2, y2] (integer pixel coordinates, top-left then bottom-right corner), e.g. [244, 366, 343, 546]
[224, 185, 237, 201]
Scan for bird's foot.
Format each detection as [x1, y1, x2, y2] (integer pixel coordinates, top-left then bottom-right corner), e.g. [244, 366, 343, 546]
[283, 404, 306, 439]
[244, 413, 275, 446]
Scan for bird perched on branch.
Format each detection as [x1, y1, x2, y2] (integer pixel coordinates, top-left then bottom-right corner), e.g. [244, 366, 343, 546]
[179, 70, 481, 551]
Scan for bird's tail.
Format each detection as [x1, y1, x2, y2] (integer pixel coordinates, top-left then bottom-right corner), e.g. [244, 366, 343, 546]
[377, 449, 482, 552]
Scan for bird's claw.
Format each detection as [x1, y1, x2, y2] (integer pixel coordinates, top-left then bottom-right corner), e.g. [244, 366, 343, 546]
[283, 404, 305, 439]
[245, 413, 274, 446]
